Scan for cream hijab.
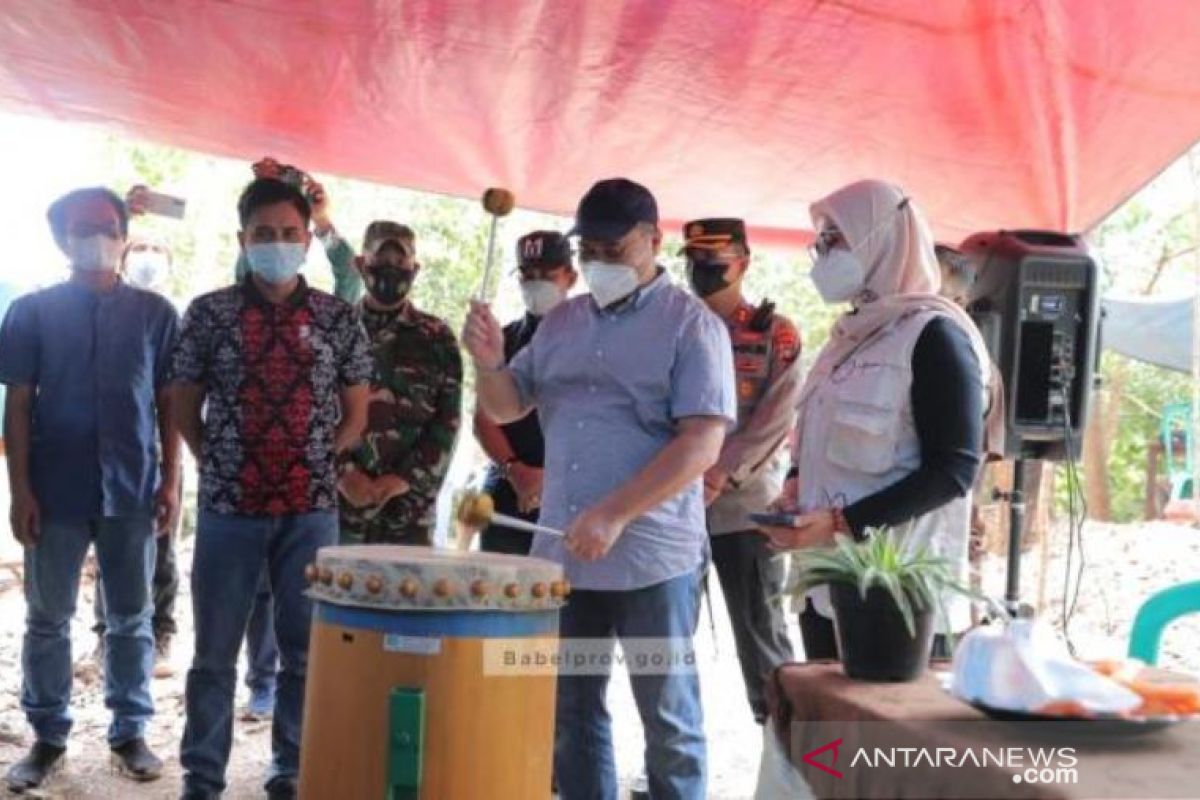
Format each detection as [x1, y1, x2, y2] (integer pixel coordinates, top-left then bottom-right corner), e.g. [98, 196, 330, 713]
[799, 179, 990, 411]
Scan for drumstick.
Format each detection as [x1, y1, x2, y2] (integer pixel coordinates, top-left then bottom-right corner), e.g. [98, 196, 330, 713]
[488, 512, 565, 537]
[476, 187, 516, 301]
[454, 490, 565, 551]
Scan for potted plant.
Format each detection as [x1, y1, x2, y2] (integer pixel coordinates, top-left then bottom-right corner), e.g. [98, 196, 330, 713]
[788, 527, 979, 682]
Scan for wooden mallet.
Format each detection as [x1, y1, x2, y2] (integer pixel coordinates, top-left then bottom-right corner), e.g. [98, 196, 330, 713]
[454, 489, 564, 551]
[476, 187, 516, 301]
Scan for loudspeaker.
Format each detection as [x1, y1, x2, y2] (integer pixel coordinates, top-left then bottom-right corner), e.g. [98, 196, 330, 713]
[959, 230, 1100, 461]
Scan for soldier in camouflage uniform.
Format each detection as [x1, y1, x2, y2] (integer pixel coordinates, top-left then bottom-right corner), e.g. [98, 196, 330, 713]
[683, 218, 802, 724]
[336, 221, 463, 544]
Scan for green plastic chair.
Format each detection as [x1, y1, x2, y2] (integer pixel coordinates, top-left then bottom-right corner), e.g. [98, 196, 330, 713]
[1128, 581, 1200, 665]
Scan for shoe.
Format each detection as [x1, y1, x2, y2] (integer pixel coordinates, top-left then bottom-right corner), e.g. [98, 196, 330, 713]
[5, 741, 66, 792]
[629, 768, 650, 800]
[242, 686, 276, 721]
[266, 777, 297, 799]
[180, 776, 222, 799]
[110, 737, 163, 782]
[153, 635, 175, 679]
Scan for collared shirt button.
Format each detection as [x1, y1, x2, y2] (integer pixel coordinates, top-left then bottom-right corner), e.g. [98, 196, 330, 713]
[576, 421, 585, 429]
[569, 504, 579, 513]
[588, 385, 596, 393]
[571, 463, 579, 472]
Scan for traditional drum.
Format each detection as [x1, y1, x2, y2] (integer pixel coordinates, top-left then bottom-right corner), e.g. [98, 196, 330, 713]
[298, 545, 568, 799]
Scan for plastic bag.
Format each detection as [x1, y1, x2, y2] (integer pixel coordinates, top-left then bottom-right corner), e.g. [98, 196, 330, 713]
[950, 619, 1141, 714]
[754, 723, 815, 800]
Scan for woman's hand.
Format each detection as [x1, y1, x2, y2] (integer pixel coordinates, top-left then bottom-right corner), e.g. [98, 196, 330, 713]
[759, 509, 838, 552]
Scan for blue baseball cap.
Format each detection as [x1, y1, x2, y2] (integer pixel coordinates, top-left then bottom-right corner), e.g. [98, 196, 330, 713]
[568, 178, 659, 241]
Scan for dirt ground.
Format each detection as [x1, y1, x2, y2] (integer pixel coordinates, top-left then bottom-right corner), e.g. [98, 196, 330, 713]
[0, 531, 769, 799]
[0, 516, 1196, 799]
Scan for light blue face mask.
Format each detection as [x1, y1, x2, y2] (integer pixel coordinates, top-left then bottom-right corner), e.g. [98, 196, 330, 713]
[245, 242, 306, 284]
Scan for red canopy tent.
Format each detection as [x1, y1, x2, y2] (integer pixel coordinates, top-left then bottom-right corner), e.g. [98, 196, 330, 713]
[1, 0, 1200, 245]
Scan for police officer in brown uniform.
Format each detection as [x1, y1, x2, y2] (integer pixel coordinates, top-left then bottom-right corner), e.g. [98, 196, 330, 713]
[683, 218, 801, 723]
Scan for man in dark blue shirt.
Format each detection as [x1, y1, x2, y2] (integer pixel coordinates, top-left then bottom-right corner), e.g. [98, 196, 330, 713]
[0, 187, 181, 791]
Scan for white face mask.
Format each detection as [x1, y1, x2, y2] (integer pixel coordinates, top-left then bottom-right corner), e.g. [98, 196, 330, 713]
[580, 261, 640, 308]
[810, 248, 867, 304]
[125, 252, 170, 290]
[70, 235, 123, 273]
[809, 198, 910, 305]
[520, 280, 567, 317]
[245, 242, 306, 284]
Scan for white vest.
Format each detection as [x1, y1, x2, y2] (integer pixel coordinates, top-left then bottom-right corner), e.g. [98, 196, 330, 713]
[797, 309, 979, 633]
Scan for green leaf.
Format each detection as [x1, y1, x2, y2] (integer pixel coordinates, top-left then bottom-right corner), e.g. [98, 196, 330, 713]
[783, 525, 988, 638]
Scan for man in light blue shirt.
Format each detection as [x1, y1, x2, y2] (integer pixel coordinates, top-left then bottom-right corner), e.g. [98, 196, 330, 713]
[464, 178, 735, 800]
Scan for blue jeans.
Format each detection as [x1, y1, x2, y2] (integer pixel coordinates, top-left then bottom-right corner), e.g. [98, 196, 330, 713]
[554, 569, 706, 800]
[180, 510, 337, 794]
[244, 570, 278, 694]
[22, 515, 156, 746]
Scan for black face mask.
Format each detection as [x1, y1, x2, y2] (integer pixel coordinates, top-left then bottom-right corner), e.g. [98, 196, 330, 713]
[688, 261, 733, 298]
[365, 265, 414, 306]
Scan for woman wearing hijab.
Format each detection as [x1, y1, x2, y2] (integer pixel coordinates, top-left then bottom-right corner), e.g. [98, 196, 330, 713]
[760, 179, 990, 658]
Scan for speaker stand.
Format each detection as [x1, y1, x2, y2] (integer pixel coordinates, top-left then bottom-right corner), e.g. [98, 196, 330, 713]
[1000, 458, 1027, 616]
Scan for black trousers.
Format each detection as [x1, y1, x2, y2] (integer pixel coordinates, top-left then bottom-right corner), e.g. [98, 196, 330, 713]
[798, 597, 953, 660]
[710, 530, 795, 723]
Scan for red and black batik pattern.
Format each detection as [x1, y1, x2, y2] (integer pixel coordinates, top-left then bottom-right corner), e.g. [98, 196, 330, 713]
[171, 278, 372, 516]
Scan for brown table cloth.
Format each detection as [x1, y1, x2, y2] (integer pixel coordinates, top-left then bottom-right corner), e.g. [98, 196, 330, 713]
[767, 662, 1200, 799]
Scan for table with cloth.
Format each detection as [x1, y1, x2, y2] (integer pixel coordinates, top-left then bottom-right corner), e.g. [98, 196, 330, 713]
[762, 662, 1200, 800]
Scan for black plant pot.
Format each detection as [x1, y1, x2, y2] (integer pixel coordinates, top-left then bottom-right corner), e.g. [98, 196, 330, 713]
[829, 582, 935, 682]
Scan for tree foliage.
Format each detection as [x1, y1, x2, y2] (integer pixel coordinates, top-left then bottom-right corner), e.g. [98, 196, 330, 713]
[95, 133, 1200, 523]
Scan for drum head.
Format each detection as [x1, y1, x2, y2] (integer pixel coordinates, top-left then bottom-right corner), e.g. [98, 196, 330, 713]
[306, 545, 568, 612]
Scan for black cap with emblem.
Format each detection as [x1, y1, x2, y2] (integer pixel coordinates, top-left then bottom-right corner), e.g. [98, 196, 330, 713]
[516, 231, 573, 269]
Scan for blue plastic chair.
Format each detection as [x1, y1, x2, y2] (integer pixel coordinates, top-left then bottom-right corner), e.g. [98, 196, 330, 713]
[1128, 581, 1200, 665]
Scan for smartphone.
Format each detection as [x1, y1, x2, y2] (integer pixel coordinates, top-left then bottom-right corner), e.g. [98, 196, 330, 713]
[277, 164, 306, 188]
[748, 511, 803, 528]
[139, 189, 187, 219]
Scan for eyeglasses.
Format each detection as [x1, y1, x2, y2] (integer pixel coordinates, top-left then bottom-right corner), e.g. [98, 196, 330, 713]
[808, 229, 846, 261]
[807, 197, 911, 261]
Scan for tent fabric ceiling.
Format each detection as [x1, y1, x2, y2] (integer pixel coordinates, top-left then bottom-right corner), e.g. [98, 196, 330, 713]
[1103, 296, 1194, 374]
[2, 1, 1200, 246]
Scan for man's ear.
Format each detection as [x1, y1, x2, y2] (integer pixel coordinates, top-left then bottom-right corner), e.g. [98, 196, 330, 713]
[733, 255, 751, 283]
[236, 230, 246, 251]
[649, 226, 663, 255]
[354, 254, 367, 275]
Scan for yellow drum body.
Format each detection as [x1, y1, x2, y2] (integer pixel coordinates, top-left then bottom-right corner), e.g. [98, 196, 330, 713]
[298, 546, 565, 799]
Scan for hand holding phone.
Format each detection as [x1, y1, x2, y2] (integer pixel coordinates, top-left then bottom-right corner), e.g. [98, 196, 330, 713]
[126, 185, 186, 219]
[748, 511, 804, 528]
